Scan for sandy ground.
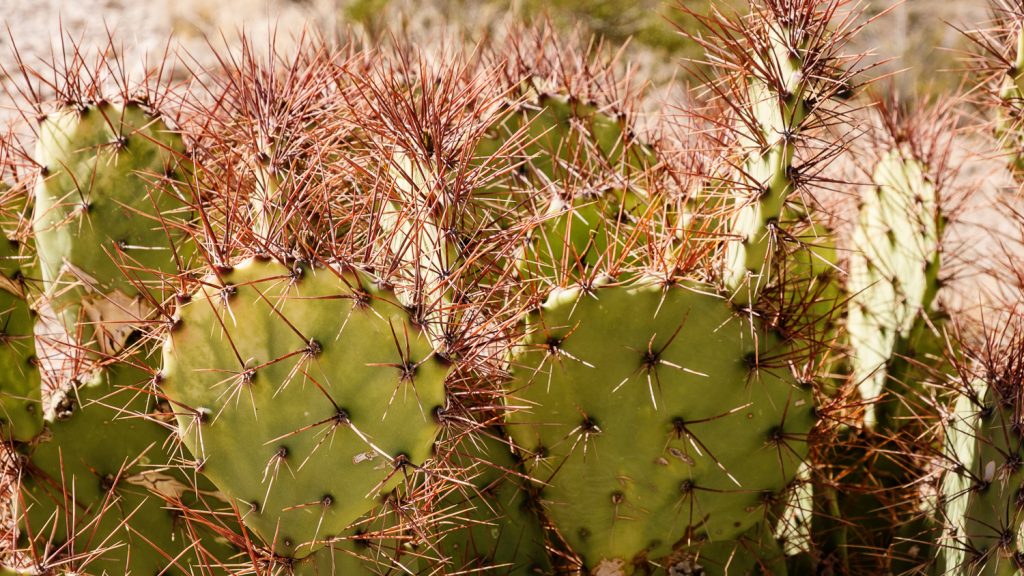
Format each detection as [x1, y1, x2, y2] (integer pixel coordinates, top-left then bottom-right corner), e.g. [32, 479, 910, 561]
[0, 0, 339, 100]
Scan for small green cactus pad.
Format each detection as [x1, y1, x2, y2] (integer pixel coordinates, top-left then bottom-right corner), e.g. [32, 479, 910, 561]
[33, 102, 195, 356]
[477, 91, 654, 187]
[161, 257, 449, 558]
[476, 91, 656, 287]
[13, 364, 234, 575]
[0, 231, 41, 442]
[779, 220, 842, 338]
[847, 151, 940, 425]
[437, 429, 551, 574]
[472, 90, 655, 241]
[722, 53, 807, 302]
[505, 280, 813, 571]
[519, 189, 647, 285]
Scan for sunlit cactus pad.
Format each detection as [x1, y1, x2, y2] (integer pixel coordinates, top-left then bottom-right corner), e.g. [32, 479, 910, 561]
[506, 279, 814, 570]
[161, 257, 450, 558]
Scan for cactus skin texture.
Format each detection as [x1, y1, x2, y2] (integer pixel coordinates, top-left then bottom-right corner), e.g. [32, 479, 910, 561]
[436, 429, 552, 574]
[33, 102, 194, 359]
[658, 521, 787, 576]
[0, 204, 41, 442]
[11, 365, 235, 575]
[161, 257, 449, 559]
[506, 279, 813, 573]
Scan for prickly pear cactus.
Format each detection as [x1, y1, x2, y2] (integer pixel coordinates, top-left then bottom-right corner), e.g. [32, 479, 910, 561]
[803, 102, 958, 575]
[519, 187, 648, 285]
[161, 257, 449, 558]
[506, 279, 814, 572]
[476, 85, 655, 284]
[10, 364, 236, 575]
[33, 102, 195, 360]
[478, 90, 653, 184]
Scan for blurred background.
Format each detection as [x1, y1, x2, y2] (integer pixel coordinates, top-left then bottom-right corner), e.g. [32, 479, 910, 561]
[0, 0, 991, 101]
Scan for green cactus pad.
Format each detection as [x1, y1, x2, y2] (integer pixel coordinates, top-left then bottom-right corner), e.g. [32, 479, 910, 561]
[477, 91, 654, 186]
[476, 90, 656, 287]
[161, 257, 449, 558]
[506, 280, 813, 571]
[474, 90, 654, 246]
[436, 429, 551, 573]
[779, 220, 842, 339]
[33, 102, 195, 356]
[0, 232, 41, 442]
[847, 151, 941, 426]
[14, 364, 234, 575]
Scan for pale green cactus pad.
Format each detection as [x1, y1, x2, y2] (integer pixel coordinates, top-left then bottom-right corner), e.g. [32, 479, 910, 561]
[722, 38, 808, 303]
[847, 151, 941, 426]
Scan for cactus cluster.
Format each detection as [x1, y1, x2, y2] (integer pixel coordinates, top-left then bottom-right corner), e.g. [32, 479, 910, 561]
[5, 0, 1024, 575]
